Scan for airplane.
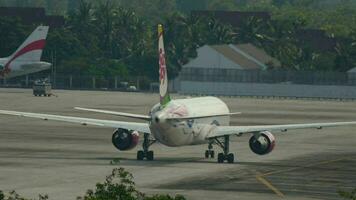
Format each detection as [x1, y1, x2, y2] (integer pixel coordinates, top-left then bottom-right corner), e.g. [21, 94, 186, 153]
[0, 26, 51, 79]
[1, 24, 356, 163]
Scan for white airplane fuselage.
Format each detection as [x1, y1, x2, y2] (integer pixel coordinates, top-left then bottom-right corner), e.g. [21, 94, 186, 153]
[149, 97, 230, 146]
[0, 58, 51, 78]
[0, 26, 50, 79]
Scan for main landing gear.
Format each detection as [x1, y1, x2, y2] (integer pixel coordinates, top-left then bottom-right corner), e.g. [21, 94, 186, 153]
[137, 133, 156, 161]
[207, 135, 234, 163]
[205, 140, 215, 158]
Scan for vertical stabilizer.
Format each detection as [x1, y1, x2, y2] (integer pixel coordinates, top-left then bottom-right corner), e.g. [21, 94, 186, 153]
[158, 24, 171, 106]
[10, 26, 49, 62]
[1, 26, 49, 76]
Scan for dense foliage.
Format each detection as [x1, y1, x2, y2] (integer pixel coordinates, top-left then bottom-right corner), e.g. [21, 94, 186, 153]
[339, 188, 356, 200]
[0, 0, 355, 80]
[0, 168, 186, 200]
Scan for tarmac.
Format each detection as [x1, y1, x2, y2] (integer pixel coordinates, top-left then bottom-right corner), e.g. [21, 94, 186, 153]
[0, 88, 355, 200]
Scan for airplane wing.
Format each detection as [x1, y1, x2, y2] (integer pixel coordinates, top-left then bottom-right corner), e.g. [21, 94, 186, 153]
[208, 121, 356, 138]
[0, 110, 150, 133]
[74, 107, 151, 120]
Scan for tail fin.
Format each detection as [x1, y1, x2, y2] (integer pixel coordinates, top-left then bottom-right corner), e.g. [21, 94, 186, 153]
[158, 24, 171, 106]
[10, 26, 49, 62]
[1, 26, 49, 77]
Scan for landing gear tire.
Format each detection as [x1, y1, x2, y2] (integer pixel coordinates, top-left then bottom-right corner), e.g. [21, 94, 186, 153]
[205, 150, 209, 158]
[147, 151, 154, 161]
[137, 133, 156, 161]
[137, 150, 144, 160]
[214, 135, 235, 164]
[210, 150, 215, 158]
[205, 150, 215, 158]
[217, 153, 224, 163]
[227, 153, 234, 163]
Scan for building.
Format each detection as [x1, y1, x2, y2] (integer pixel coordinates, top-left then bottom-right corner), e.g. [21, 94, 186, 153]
[182, 43, 280, 70]
[175, 43, 280, 93]
[0, 7, 64, 28]
[296, 29, 336, 51]
[347, 67, 356, 85]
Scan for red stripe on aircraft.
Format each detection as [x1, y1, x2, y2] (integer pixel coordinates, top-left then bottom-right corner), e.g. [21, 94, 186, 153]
[1, 39, 46, 76]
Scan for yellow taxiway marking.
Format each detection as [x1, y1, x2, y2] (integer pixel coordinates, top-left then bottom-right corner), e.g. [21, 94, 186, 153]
[255, 157, 353, 198]
[256, 172, 285, 198]
[261, 157, 348, 177]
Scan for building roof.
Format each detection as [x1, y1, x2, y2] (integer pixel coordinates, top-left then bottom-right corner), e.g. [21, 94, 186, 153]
[296, 29, 336, 51]
[348, 67, 356, 73]
[183, 43, 281, 70]
[0, 7, 64, 28]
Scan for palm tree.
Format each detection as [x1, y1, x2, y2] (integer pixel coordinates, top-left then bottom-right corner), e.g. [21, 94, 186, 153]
[94, 0, 116, 57]
[235, 16, 269, 46]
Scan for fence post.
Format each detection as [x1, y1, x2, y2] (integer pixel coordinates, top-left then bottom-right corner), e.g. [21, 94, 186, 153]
[92, 76, 96, 89]
[114, 76, 118, 89]
[25, 75, 29, 87]
[136, 77, 140, 90]
[69, 75, 73, 89]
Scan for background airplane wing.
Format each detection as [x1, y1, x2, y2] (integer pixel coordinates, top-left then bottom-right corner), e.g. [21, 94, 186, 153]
[208, 121, 356, 138]
[0, 110, 150, 133]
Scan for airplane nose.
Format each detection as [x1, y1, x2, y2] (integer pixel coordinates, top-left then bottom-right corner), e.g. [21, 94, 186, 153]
[154, 113, 166, 124]
[155, 116, 160, 123]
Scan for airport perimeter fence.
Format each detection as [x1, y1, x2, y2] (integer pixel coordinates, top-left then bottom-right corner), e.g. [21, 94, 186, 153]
[0, 73, 156, 91]
[178, 68, 356, 99]
[179, 68, 356, 86]
[2, 69, 356, 96]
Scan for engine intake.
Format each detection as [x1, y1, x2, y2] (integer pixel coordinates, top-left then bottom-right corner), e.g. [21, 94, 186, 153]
[249, 131, 275, 155]
[112, 128, 139, 151]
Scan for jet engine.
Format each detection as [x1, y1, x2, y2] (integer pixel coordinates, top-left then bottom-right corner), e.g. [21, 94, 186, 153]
[249, 131, 275, 155]
[112, 128, 139, 151]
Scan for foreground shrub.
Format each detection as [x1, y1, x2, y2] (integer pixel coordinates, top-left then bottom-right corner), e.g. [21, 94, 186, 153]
[1, 168, 186, 200]
[0, 190, 48, 200]
[339, 189, 356, 200]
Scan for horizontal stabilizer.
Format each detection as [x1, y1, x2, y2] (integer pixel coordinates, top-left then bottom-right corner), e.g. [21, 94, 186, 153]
[74, 107, 151, 120]
[166, 112, 241, 120]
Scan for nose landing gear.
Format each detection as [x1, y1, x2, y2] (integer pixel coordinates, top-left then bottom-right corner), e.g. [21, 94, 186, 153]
[137, 133, 156, 161]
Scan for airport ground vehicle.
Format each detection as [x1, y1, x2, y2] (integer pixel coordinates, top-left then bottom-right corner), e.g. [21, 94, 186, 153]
[33, 80, 52, 97]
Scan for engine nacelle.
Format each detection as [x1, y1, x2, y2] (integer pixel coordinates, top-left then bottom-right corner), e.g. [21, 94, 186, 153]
[249, 131, 276, 155]
[112, 128, 139, 151]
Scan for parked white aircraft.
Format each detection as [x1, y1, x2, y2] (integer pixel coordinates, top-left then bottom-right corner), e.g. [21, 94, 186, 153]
[0, 26, 51, 78]
[0, 25, 356, 163]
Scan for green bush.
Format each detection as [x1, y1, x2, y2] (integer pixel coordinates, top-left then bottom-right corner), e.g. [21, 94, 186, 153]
[0, 190, 48, 200]
[0, 168, 186, 200]
[339, 188, 356, 200]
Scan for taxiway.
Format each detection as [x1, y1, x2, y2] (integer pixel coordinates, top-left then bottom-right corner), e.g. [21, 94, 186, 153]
[0, 88, 355, 200]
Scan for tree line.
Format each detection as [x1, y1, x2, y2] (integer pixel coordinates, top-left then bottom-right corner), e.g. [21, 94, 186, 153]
[0, 0, 355, 82]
